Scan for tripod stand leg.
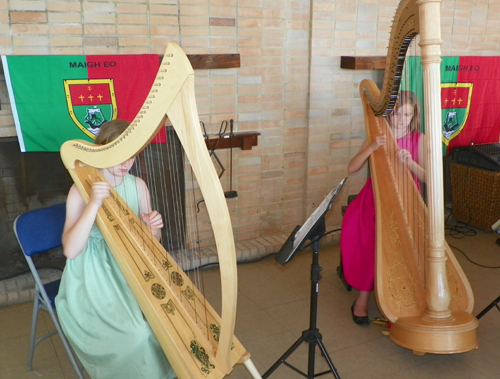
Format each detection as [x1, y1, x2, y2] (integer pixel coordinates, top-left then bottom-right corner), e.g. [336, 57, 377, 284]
[314, 335, 341, 379]
[264, 235, 342, 378]
[308, 339, 315, 377]
[262, 334, 305, 378]
[477, 294, 500, 319]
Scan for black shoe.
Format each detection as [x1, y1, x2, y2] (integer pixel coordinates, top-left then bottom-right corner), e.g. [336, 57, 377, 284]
[351, 302, 370, 325]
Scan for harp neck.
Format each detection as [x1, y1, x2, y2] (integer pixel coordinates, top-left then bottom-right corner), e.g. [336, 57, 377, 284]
[360, 0, 419, 116]
[60, 44, 193, 170]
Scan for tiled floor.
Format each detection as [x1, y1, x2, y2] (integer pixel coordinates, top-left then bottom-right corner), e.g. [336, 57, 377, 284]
[2, 223, 500, 379]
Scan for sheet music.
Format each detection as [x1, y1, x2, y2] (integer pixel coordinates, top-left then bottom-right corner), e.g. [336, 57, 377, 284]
[292, 178, 346, 251]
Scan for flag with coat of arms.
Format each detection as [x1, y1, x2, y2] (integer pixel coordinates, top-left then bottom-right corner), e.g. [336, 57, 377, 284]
[402, 56, 500, 155]
[2, 54, 160, 152]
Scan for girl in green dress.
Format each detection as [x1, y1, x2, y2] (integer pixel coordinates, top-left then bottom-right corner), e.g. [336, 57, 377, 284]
[56, 120, 176, 379]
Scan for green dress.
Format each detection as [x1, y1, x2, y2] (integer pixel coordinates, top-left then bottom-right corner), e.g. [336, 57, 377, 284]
[56, 174, 176, 379]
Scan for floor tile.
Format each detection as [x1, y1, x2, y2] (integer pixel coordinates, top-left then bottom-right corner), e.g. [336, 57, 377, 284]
[2, 222, 500, 378]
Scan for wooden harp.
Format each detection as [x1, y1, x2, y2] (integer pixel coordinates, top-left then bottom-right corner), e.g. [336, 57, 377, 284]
[60, 43, 261, 378]
[359, 0, 478, 354]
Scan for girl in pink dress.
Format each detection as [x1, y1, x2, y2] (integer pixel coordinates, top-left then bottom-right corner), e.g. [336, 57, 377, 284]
[340, 90, 425, 325]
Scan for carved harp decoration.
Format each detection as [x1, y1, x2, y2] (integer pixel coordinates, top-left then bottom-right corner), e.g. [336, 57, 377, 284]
[359, 0, 478, 354]
[61, 43, 261, 378]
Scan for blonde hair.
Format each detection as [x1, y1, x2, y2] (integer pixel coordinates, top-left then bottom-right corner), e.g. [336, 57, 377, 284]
[94, 119, 130, 145]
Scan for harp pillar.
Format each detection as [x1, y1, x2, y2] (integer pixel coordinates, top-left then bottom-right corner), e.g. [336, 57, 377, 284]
[387, 0, 479, 355]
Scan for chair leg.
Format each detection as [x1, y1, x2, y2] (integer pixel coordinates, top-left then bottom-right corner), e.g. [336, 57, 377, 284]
[46, 306, 85, 379]
[337, 252, 352, 291]
[29, 290, 84, 379]
[339, 197, 356, 292]
[27, 294, 40, 371]
[28, 295, 58, 371]
[55, 324, 85, 379]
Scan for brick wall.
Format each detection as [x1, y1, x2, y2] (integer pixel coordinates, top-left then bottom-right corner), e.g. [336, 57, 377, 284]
[0, 0, 500, 261]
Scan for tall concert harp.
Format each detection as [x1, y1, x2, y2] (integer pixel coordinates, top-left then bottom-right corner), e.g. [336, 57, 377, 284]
[60, 43, 261, 378]
[359, 0, 478, 354]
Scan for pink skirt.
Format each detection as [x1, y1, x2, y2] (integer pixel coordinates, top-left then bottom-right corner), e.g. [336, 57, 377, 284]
[340, 178, 375, 291]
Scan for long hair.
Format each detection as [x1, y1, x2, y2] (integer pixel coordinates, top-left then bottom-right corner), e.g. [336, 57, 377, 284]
[388, 90, 421, 133]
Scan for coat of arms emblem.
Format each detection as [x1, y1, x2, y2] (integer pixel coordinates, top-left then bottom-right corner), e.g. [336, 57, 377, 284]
[63, 78, 117, 138]
[441, 83, 473, 146]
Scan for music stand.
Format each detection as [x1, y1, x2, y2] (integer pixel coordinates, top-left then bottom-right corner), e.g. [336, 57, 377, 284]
[476, 227, 500, 320]
[263, 178, 346, 379]
[477, 296, 500, 320]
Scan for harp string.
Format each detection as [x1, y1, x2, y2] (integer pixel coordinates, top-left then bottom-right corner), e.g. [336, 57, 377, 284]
[401, 37, 426, 279]
[97, 156, 158, 272]
[186, 158, 210, 332]
[394, 35, 427, 276]
[378, 35, 427, 280]
[133, 141, 162, 268]
[135, 123, 212, 337]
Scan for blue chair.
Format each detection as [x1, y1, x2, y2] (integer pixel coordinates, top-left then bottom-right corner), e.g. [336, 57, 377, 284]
[13, 203, 84, 378]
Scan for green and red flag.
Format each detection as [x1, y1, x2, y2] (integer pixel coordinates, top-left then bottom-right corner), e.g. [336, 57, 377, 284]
[402, 56, 500, 155]
[441, 56, 500, 154]
[2, 54, 161, 152]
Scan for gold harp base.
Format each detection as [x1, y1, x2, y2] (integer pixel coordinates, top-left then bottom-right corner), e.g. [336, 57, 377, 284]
[389, 311, 479, 355]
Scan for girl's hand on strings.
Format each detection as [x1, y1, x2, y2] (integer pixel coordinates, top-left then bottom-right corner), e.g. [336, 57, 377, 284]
[397, 148, 425, 180]
[89, 182, 110, 207]
[397, 148, 414, 165]
[142, 211, 164, 231]
[371, 135, 386, 152]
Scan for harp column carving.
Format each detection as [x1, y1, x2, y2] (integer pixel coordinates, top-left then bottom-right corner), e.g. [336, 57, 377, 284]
[418, 0, 451, 319]
[386, 0, 479, 354]
[357, 0, 479, 354]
